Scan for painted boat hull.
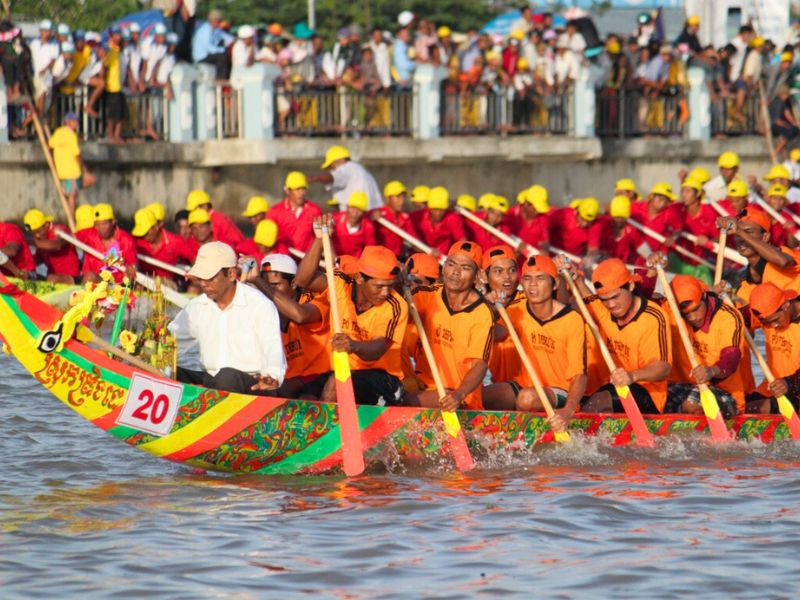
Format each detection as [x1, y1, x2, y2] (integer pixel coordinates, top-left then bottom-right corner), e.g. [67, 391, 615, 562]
[0, 278, 793, 475]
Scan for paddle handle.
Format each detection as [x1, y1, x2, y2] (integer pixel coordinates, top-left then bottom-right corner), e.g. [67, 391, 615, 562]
[560, 271, 617, 372]
[401, 286, 447, 397]
[713, 229, 727, 285]
[655, 266, 703, 371]
[627, 218, 714, 269]
[31, 104, 76, 233]
[376, 217, 438, 257]
[137, 253, 188, 277]
[320, 229, 342, 334]
[80, 325, 164, 377]
[679, 230, 746, 266]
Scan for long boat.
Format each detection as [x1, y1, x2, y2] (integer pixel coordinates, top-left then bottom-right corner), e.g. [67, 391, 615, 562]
[0, 276, 794, 476]
[6, 277, 79, 308]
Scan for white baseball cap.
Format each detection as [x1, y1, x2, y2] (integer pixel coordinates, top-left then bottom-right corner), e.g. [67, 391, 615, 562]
[398, 11, 415, 27]
[56, 23, 70, 35]
[129, 23, 141, 33]
[187, 242, 237, 280]
[260, 253, 298, 276]
[39, 19, 53, 31]
[237, 25, 255, 39]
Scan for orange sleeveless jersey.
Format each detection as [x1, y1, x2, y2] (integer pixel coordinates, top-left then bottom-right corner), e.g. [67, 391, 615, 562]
[586, 295, 672, 411]
[283, 290, 331, 380]
[488, 290, 523, 383]
[505, 297, 587, 390]
[411, 284, 494, 409]
[760, 318, 800, 395]
[737, 246, 800, 304]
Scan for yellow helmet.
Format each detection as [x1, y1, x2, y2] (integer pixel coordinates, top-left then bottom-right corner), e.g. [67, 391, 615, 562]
[347, 191, 369, 211]
[383, 180, 407, 197]
[131, 208, 158, 237]
[321, 145, 350, 169]
[681, 177, 704, 193]
[727, 179, 749, 198]
[427, 186, 449, 210]
[74, 205, 95, 232]
[527, 185, 549, 213]
[767, 183, 788, 198]
[687, 167, 711, 184]
[489, 195, 509, 214]
[764, 164, 790, 181]
[242, 195, 270, 217]
[478, 193, 495, 209]
[253, 219, 279, 247]
[577, 197, 600, 222]
[285, 171, 308, 190]
[188, 208, 211, 225]
[456, 194, 477, 212]
[615, 178, 637, 193]
[186, 189, 211, 211]
[145, 202, 166, 222]
[94, 203, 115, 221]
[650, 182, 677, 201]
[609, 195, 631, 219]
[412, 185, 430, 204]
[23, 208, 53, 232]
[718, 151, 740, 169]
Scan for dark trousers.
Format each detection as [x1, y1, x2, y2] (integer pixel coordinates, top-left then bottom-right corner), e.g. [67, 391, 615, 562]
[177, 367, 276, 396]
[201, 53, 230, 79]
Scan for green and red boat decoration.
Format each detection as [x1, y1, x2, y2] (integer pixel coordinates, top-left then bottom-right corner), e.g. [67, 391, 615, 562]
[0, 276, 795, 476]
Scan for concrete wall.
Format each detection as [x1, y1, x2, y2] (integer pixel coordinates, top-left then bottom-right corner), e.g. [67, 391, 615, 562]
[0, 135, 773, 230]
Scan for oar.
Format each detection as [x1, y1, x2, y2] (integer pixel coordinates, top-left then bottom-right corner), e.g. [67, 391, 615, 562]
[494, 300, 570, 443]
[375, 217, 444, 263]
[320, 226, 365, 477]
[137, 253, 189, 277]
[714, 226, 728, 286]
[401, 285, 475, 470]
[626, 219, 714, 269]
[77, 324, 164, 377]
[752, 194, 800, 229]
[655, 264, 731, 442]
[55, 229, 188, 308]
[678, 231, 746, 266]
[559, 265, 656, 447]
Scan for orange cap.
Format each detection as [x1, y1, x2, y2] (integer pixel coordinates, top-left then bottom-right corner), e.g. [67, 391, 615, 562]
[592, 258, 640, 293]
[740, 206, 771, 232]
[482, 244, 516, 270]
[521, 254, 557, 279]
[750, 282, 796, 318]
[670, 275, 707, 311]
[336, 255, 361, 275]
[358, 245, 400, 280]
[405, 252, 440, 281]
[447, 240, 483, 268]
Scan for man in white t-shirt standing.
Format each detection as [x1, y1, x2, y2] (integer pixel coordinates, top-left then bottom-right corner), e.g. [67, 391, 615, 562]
[231, 25, 256, 68]
[308, 145, 383, 211]
[29, 20, 60, 114]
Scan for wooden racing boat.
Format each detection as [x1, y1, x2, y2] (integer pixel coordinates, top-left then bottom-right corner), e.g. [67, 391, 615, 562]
[6, 277, 79, 308]
[0, 276, 793, 475]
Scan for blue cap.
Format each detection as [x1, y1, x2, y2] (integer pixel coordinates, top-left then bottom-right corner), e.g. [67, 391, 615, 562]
[109, 25, 122, 35]
[65, 111, 79, 122]
[73, 29, 85, 40]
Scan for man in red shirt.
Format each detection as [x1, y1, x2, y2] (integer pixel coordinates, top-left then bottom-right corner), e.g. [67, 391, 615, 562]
[265, 171, 322, 253]
[185, 189, 245, 248]
[132, 207, 197, 281]
[458, 193, 484, 243]
[471, 195, 514, 251]
[23, 209, 80, 283]
[630, 181, 685, 252]
[80, 203, 138, 283]
[241, 195, 270, 230]
[415, 186, 467, 255]
[374, 180, 421, 259]
[549, 197, 610, 257]
[505, 184, 550, 254]
[607, 195, 646, 265]
[678, 177, 720, 260]
[236, 218, 291, 263]
[0, 220, 36, 279]
[332, 192, 377, 258]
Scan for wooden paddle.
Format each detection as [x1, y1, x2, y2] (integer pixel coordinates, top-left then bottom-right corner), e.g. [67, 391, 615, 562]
[655, 264, 731, 442]
[714, 226, 728, 286]
[494, 301, 570, 443]
[401, 285, 475, 470]
[626, 219, 714, 269]
[77, 324, 164, 377]
[375, 217, 443, 260]
[678, 231, 746, 266]
[137, 253, 189, 277]
[560, 265, 656, 448]
[320, 227, 366, 477]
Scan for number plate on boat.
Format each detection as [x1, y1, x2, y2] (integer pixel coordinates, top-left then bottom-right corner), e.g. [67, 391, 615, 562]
[117, 373, 183, 436]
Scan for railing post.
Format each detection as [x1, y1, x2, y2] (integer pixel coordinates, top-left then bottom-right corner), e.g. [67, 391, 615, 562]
[230, 63, 280, 140]
[687, 66, 711, 141]
[572, 65, 596, 138]
[413, 64, 449, 139]
[193, 64, 216, 140]
[0, 72, 8, 143]
[168, 63, 199, 142]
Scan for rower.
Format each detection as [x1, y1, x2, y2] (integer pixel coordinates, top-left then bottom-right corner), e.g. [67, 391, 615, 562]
[265, 171, 322, 253]
[631, 181, 684, 253]
[752, 164, 800, 206]
[614, 178, 640, 203]
[505, 184, 551, 255]
[294, 218, 409, 406]
[405, 240, 494, 411]
[0, 220, 36, 280]
[458, 193, 484, 244]
[484, 254, 588, 424]
[678, 177, 719, 258]
[717, 206, 800, 304]
[762, 184, 798, 248]
[746, 282, 800, 414]
[308, 145, 382, 212]
[415, 186, 467, 256]
[80, 203, 138, 283]
[74, 204, 95, 233]
[174, 209, 191, 242]
[471, 195, 513, 251]
[168, 242, 286, 394]
[187, 208, 221, 252]
[131, 207, 196, 280]
[664, 272, 753, 417]
[400, 252, 441, 393]
[375, 180, 420, 259]
[549, 196, 609, 258]
[331, 191, 377, 258]
[607, 195, 646, 266]
[241, 195, 270, 229]
[715, 179, 751, 217]
[405, 252, 440, 287]
[145, 202, 167, 229]
[185, 189, 245, 248]
[22, 209, 80, 284]
[559, 256, 672, 414]
[236, 218, 289, 263]
[705, 151, 741, 203]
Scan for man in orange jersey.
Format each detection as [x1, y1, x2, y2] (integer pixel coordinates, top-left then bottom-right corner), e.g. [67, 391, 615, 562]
[405, 240, 494, 411]
[185, 189, 245, 248]
[331, 192, 377, 258]
[415, 186, 467, 256]
[559, 257, 672, 413]
[294, 224, 408, 406]
[483, 254, 588, 423]
[405, 252, 440, 287]
[746, 282, 800, 413]
[132, 207, 196, 281]
[664, 273, 753, 416]
[374, 180, 421, 259]
[717, 206, 800, 304]
[80, 203, 138, 283]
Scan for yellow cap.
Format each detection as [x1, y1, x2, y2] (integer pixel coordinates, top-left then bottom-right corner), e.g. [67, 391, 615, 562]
[727, 179, 749, 198]
[321, 145, 350, 168]
[384, 180, 407, 197]
[186, 189, 211, 211]
[751, 36, 764, 48]
[687, 15, 700, 26]
[765, 164, 790, 181]
[768, 183, 788, 198]
[132, 208, 157, 237]
[23, 208, 53, 231]
[412, 185, 430, 204]
[242, 195, 270, 217]
[718, 151, 740, 168]
[485, 50, 500, 62]
[456, 194, 477, 212]
[791, 148, 800, 162]
[188, 208, 211, 225]
[326, 198, 339, 206]
[517, 57, 528, 70]
[681, 177, 704, 193]
[609, 195, 631, 219]
[526, 184, 548, 213]
[285, 171, 308, 190]
[347, 191, 369, 211]
[511, 29, 525, 41]
[607, 39, 620, 54]
[94, 203, 115, 221]
[577, 197, 600, 221]
[145, 202, 166, 222]
[427, 186, 449, 210]
[687, 167, 711, 184]
[489, 195, 509, 214]
[478, 193, 495, 209]
[615, 178, 637, 193]
[781, 51, 794, 62]
[516, 189, 528, 204]
[253, 218, 279, 247]
[75, 204, 95, 231]
[650, 182, 677, 201]
[437, 25, 452, 38]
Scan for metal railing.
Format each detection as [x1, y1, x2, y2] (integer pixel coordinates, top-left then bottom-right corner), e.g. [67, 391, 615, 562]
[215, 83, 242, 139]
[440, 87, 571, 135]
[596, 89, 687, 138]
[710, 91, 761, 136]
[277, 87, 414, 136]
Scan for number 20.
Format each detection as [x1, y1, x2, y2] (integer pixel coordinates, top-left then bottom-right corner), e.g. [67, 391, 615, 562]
[130, 389, 169, 425]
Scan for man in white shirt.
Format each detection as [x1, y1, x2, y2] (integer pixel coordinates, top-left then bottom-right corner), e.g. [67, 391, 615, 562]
[29, 20, 60, 109]
[308, 145, 383, 211]
[230, 25, 255, 68]
[169, 242, 287, 394]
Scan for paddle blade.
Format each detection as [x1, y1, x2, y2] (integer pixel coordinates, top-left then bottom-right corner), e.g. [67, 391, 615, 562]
[332, 350, 365, 476]
[776, 395, 800, 440]
[554, 430, 571, 444]
[699, 387, 732, 443]
[441, 410, 475, 470]
[614, 385, 656, 448]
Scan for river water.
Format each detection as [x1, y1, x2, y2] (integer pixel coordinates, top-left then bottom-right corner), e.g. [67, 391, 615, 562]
[2, 354, 800, 599]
